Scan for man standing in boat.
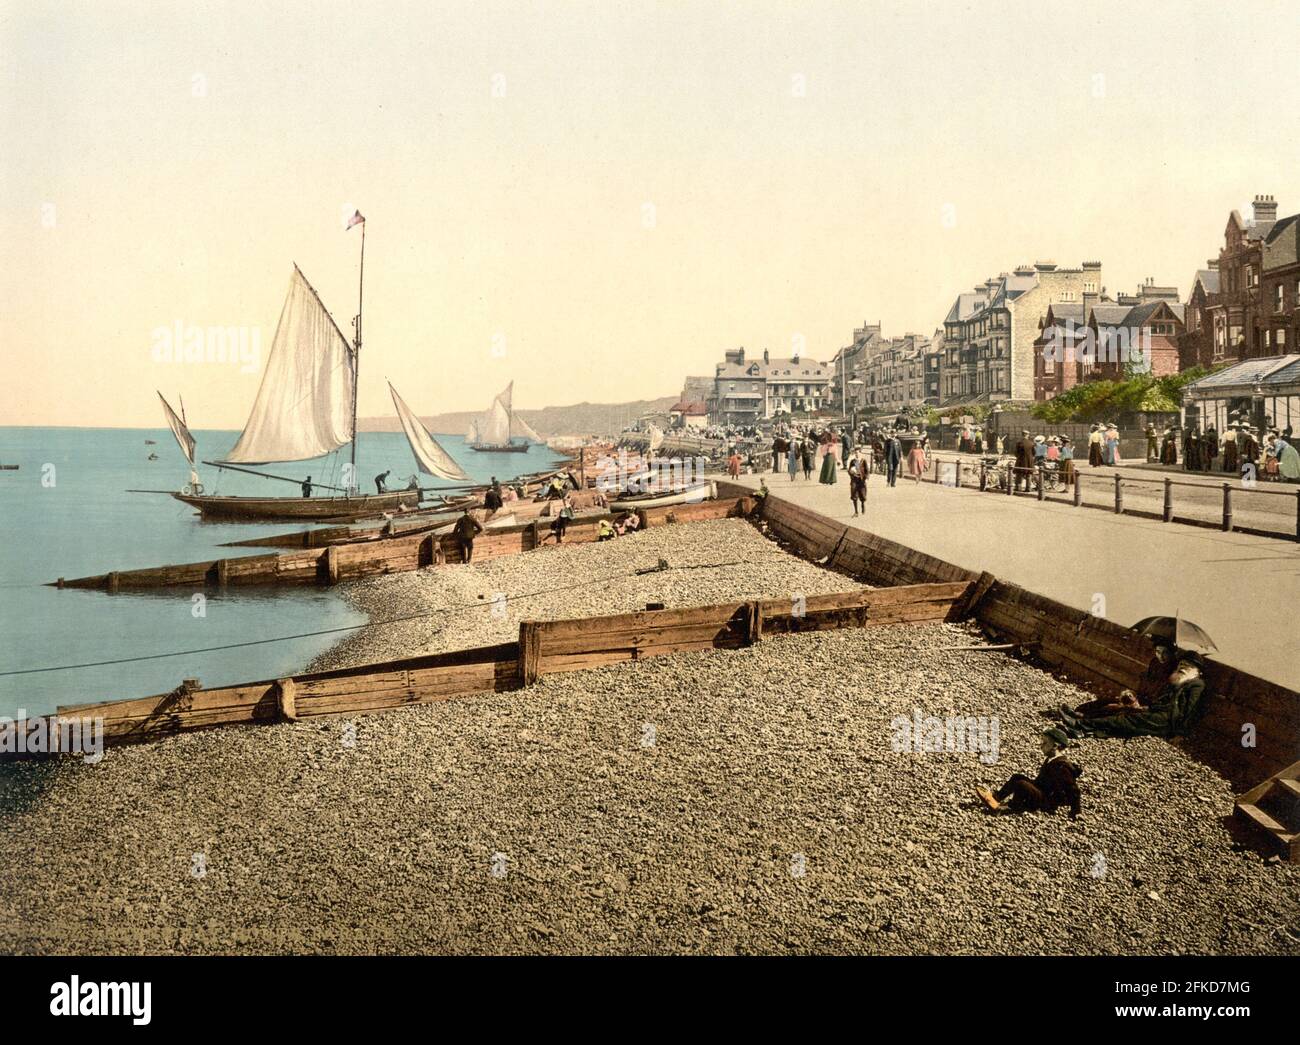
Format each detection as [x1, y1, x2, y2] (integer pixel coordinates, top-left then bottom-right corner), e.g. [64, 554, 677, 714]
[374, 470, 391, 494]
[453, 509, 484, 563]
[301, 476, 313, 498]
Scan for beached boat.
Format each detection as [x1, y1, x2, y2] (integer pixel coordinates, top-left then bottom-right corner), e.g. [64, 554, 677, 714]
[609, 480, 715, 509]
[165, 216, 469, 522]
[466, 381, 542, 452]
[171, 489, 420, 522]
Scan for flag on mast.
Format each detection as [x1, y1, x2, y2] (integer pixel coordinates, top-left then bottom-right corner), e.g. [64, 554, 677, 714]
[346, 210, 365, 229]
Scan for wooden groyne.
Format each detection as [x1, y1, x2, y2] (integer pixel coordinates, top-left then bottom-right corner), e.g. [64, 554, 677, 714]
[718, 480, 1300, 856]
[21, 483, 1297, 857]
[51, 496, 753, 591]
[17, 580, 971, 749]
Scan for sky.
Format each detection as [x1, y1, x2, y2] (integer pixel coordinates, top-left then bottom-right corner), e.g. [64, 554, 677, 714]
[2, 0, 1298, 429]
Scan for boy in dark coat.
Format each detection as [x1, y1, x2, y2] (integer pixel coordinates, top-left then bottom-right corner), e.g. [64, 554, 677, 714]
[976, 728, 1082, 818]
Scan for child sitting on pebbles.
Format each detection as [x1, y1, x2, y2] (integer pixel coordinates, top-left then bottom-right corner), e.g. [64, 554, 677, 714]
[976, 728, 1083, 819]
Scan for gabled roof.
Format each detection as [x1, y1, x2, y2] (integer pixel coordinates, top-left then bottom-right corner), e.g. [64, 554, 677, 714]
[1264, 212, 1300, 243]
[1088, 305, 1133, 328]
[945, 292, 987, 324]
[1042, 302, 1086, 327]
[1191, 268, 1221, 295]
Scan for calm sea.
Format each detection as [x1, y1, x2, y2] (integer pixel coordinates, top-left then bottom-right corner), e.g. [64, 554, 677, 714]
[0, 427, 564, 718]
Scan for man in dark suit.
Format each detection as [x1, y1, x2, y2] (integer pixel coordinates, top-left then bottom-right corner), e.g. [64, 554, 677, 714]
[885, 432, 902, 487]
[977, 728, 1082, 818]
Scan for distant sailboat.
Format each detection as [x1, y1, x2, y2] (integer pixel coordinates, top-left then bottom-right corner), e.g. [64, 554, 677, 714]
[467, 381, 541, 453]
[170, 216, 423, 521]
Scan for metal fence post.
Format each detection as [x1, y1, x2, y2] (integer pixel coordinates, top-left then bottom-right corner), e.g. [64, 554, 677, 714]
[1036, 465, 1044, 501]
[1163, 477, 1172, 523]
[1222, 483, 1233, 532]
[1113, 474, 1123, 514]
[1073, 473, 1082, 508]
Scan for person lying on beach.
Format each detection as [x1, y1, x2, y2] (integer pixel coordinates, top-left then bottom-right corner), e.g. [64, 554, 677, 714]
[1059, 657, 1207, 740]
[975, 728, 1082, 819]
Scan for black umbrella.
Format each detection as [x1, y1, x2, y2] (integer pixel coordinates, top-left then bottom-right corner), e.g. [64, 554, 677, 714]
[1131, 615, 1218, 654]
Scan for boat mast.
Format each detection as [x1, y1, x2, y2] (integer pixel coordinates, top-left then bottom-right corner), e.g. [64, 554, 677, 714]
[350, 214, 366, 491]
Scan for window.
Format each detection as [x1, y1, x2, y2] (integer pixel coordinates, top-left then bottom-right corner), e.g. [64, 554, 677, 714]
[1278, 284, 1286, 313]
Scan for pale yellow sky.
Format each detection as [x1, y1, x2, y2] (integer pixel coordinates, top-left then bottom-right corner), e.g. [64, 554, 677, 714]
[2, 0, 1297, 428]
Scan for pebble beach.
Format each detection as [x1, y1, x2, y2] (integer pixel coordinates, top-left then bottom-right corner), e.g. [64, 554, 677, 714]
[1, 520, 1296, 955]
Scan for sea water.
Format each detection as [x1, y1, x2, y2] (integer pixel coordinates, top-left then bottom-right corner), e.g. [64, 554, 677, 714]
[0, 427, 564, 717]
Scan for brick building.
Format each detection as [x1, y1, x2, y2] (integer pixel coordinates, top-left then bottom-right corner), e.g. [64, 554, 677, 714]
[939, 261, 1104, 405]
[1033, 283, 1184, 400]
[1260, 211, 1300, 355]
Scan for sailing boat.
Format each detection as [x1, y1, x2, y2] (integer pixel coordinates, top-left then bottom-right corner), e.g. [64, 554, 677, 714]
[388, 381, 470, 482]
[466, 381, 542, 453]
[170, 215, 425, 521]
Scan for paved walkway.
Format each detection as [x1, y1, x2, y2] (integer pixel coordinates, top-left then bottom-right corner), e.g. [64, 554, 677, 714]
[732, 470, 1300, 691]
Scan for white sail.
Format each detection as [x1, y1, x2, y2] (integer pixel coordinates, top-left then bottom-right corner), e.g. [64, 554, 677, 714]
[474, 398, 512, 446]
[157, 391, 195, 466]
[222, 265, 355, 464]
[389, 382, 470, 481]
[495, 381, 514, 413]
[466, 418, 479, 442]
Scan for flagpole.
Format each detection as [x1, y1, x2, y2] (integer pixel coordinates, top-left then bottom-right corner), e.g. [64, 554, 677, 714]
[351, 217, 365, 488]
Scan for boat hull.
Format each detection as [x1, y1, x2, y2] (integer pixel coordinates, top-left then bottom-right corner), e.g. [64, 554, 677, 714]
[609, 482, 716, 510]
[172, 489, 421, 522]
[468, 443, 530, 453]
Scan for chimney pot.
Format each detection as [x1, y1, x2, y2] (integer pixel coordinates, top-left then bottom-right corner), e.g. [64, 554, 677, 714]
[1252, 194, 1279, 223]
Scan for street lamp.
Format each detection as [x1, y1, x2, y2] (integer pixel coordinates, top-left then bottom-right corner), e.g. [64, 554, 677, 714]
[848, 379, 864, 434]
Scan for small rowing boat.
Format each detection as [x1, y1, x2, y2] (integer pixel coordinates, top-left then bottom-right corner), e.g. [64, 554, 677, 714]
[609, 480, 715, 510]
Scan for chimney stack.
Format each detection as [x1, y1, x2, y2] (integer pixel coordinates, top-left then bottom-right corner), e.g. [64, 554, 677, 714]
[1252, 194, 1278, 224]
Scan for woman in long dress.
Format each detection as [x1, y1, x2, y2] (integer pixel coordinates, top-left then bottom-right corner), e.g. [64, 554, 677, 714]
[818, 442, 838, 485]
[1221, 426, 1239, 473]
[787, 443, 799, 482]
[907, 438, 927, 482]
[1275, 436, 1300, 482]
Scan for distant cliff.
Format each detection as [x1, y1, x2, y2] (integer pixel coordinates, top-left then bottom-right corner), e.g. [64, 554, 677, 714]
[360, 396, 678, 438]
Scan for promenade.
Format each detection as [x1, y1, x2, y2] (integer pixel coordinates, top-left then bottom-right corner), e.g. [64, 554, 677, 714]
[732, 468, 1300, 691]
